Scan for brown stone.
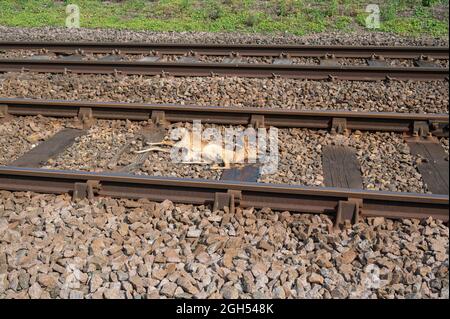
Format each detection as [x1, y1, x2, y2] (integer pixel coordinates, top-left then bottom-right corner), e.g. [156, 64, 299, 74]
[104, 287, 122, 299]
[221, 286, 239, 299]
[160, 282, 177, 297]
[257, 240, 273, 251]
[90, 238, 105, 256]
[222, 253, 234, 268]
[164, 249, 181, 263]
[308, 273, 324, 285]
[28, 282, 43, 299]
[130, 275, 144, 289]
[195, 252, 211, 264]
[341, 249, 357, 264]
[251, 262, 268, 277]
[152, 268, 167, 281]
[37, 274, 58, 288]
[89, 273, 103, 293]
[177, 277, 199, 295]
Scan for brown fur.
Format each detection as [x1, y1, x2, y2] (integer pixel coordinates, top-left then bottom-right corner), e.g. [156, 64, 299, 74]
[136, 132, 255, 169]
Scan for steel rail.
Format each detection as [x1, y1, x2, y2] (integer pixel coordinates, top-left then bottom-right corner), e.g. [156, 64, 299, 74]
[0, 59, 447, 80]
[0, 98, 448, 136]
[0, 166, 447, 221]
[0, 42, 448, 59]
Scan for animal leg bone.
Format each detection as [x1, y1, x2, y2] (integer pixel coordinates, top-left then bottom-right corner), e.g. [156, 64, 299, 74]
[134, 147, 171, 154]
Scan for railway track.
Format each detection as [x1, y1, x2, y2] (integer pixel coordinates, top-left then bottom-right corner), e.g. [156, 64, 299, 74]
[0, 166, 447, 223]
[0, 98, 448, 225]
[0, 42, 448, 59]
[0, 98, 448, 136]
[0, 42, 448, 80]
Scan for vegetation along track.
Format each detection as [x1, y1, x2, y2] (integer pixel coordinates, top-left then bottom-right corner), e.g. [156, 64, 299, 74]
[0, 42, 448, 80]
[0, 98, 448, 226]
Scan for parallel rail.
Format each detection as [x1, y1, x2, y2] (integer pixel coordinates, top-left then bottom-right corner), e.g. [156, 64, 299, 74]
[0, 166, 447, 221]
[0, 42, 449, 59]
[0, 59, 447, 80]
[0, 98, 448, 136]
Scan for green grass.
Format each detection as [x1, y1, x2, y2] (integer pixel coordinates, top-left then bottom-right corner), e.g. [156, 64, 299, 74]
[0, 0, 448, 37]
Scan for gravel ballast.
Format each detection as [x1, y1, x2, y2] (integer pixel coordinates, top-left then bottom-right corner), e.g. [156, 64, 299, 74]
[0, 73, 448, 114]
[0, 191, 448, 299]
[0, 26, 448, 46]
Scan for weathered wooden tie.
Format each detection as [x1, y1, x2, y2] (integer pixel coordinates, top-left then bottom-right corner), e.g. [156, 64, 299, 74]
[220, 165, 260, 183]
[322, 145, 364, 228]
[11, 128, 85, 167]
[322, 146, 363, 189]
[407, 141, 449, 195]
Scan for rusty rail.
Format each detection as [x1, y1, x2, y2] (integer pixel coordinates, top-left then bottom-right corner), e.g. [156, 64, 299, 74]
[0, 59, 447, 80]
[0, 42, 448, 59]
[0, 166, 447, 221]
[0, 98, 448, 136]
